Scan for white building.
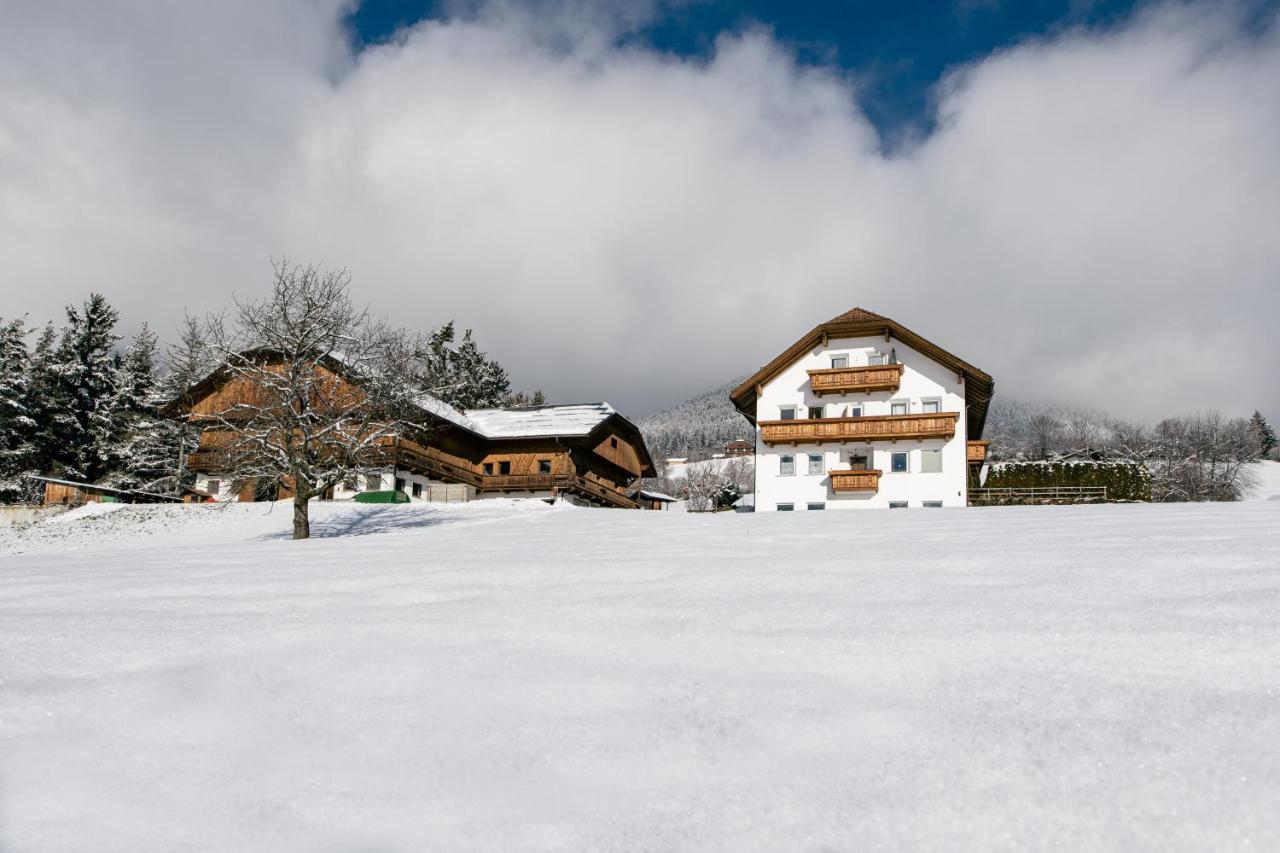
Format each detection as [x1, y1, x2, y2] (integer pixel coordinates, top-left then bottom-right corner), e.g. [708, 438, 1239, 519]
[729, 307, 994, 511]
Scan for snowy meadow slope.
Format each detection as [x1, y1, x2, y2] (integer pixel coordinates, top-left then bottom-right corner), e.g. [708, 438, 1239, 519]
[2, 500, 1279, 851]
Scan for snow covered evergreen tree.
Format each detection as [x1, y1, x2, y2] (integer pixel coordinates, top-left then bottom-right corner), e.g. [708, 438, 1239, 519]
[416, 321, 511, 409]
[0, 317, 35, 501]
[106, 324, 183, 492]
[1248, 411, 1277, 459]
[50, 294, 121, 482]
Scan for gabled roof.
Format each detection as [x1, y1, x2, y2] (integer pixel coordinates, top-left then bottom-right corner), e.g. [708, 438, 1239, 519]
[468, 402, 656, 475]
[729, 307, 996, 437]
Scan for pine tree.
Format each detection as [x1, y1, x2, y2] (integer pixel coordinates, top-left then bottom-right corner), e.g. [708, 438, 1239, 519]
[416, 321, 512, 410]
[1249, 411, 1278, 458]
[106, 324, 184, 492]
[0, 317, 35, 501]
[52, 294, 121, 481]
[451, 329, 511, 408]
[22, 321, 77, 489]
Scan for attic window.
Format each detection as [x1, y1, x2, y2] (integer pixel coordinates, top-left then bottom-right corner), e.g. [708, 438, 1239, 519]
[610, 437, 618, 449]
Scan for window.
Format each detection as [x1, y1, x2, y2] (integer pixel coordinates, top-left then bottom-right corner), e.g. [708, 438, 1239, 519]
[921, 449, 943, 473]
[889, 501, 908, 509]
[395, 477, 406, 492]
[538, 459, 552, 474]
[807, 502, 826, 511]
[206, 479, 220, 495]
[891, 401, 909, 416]
[830, 356, 848, 369]
[923, 501, 943, 508]
[498, 461, 511, 475]
[808, 404, 824, 419]
[343, 475, 357, 490]
[868, 353, 887, 366]
[776, 503, 795, 512]
[365, 473, 381, 490]
[848, 404, 863, 417]
[848, 453, 869, 471]
[780, 455, 795, 476]
[808, 453, 824, 475]
[610, 437, 618, 449]
[780, 406, 797, 420]
[412, 482, 423, 498]
[483, 462, 494, 475]
[890, 452, 908, 473]
[922, 399, 941, 414]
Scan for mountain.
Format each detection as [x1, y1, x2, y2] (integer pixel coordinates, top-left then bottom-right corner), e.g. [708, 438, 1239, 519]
[638, 379, 752, 461]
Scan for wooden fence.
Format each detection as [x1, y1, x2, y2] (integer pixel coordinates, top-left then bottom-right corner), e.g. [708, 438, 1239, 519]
[969, 486, 1108, 506]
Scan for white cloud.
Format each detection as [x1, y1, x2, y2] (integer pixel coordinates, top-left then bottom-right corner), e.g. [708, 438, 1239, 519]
[0, 1, 1276, 420]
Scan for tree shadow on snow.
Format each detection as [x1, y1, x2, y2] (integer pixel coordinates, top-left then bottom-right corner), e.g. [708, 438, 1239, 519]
[256, 505, 456, 541]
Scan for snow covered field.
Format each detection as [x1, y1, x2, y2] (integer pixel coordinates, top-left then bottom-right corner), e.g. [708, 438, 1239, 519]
[2, 499, 1279, 851]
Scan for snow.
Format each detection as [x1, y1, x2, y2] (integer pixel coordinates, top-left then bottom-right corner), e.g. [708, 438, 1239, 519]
[465, 402, 616, 438]
[3, 500, 1279, 850]
[411, 391, 484, 434]
[1245, 460, 1280, 501]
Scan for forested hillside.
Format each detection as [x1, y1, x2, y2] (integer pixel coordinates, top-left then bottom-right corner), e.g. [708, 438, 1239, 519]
[638, 380, 751, 461]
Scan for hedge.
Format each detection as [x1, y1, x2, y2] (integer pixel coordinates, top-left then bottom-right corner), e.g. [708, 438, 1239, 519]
[982, 460, 1152, 502]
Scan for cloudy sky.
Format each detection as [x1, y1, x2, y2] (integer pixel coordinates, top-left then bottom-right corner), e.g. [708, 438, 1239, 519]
[1, 0, 1277, 420]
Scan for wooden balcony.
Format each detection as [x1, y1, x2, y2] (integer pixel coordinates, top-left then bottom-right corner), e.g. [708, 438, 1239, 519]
[967, 440, 990, 464]
[759, 412, 959, 446]
[830, 469, 881, 492]
[185, 450, 232, 471]
[807, 363, 904, 396]
[478, 473, 636, 509]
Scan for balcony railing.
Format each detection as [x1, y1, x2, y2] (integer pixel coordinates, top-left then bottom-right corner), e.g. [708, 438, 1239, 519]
[967, 440, 990, 464]
[479, 473, 636, 509]
[759, 412, 959, 445]
[829, 469, 882, 492]
[185, 451, 232, 471]
[807, 364, 904, 396]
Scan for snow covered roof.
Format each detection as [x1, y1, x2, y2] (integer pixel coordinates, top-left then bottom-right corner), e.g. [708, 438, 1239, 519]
[411, 394, 483, 434]
[463, 403, 618, 439]
[634, 489, 678, 502]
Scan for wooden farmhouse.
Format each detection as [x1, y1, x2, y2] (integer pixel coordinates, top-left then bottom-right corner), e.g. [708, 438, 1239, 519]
[167, 353, 656, 509]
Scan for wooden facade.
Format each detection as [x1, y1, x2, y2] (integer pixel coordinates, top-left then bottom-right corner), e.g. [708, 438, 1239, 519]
[37, 476, 181, 507]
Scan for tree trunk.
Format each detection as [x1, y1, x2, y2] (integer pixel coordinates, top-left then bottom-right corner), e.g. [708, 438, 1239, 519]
[293, 491, 310, 540]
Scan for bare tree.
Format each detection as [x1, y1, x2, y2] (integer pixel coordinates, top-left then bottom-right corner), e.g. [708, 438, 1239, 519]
[680, 460, 723, 512]
[199, 260, 431, 539]
[722, 455, 754, 496]
[1147, 412, 1259, 502]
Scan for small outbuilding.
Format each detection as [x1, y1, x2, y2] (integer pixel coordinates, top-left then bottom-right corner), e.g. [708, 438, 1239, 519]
[32, 475, 181, 507]
[632, 488, 679, 511]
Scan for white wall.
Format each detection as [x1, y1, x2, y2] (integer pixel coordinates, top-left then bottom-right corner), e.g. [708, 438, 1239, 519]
[196, 469, 474, 503]
[754, 334, 969, 510]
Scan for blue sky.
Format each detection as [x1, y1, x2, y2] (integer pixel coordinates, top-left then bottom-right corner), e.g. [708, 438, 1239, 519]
[347, 0, 1151, 146]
